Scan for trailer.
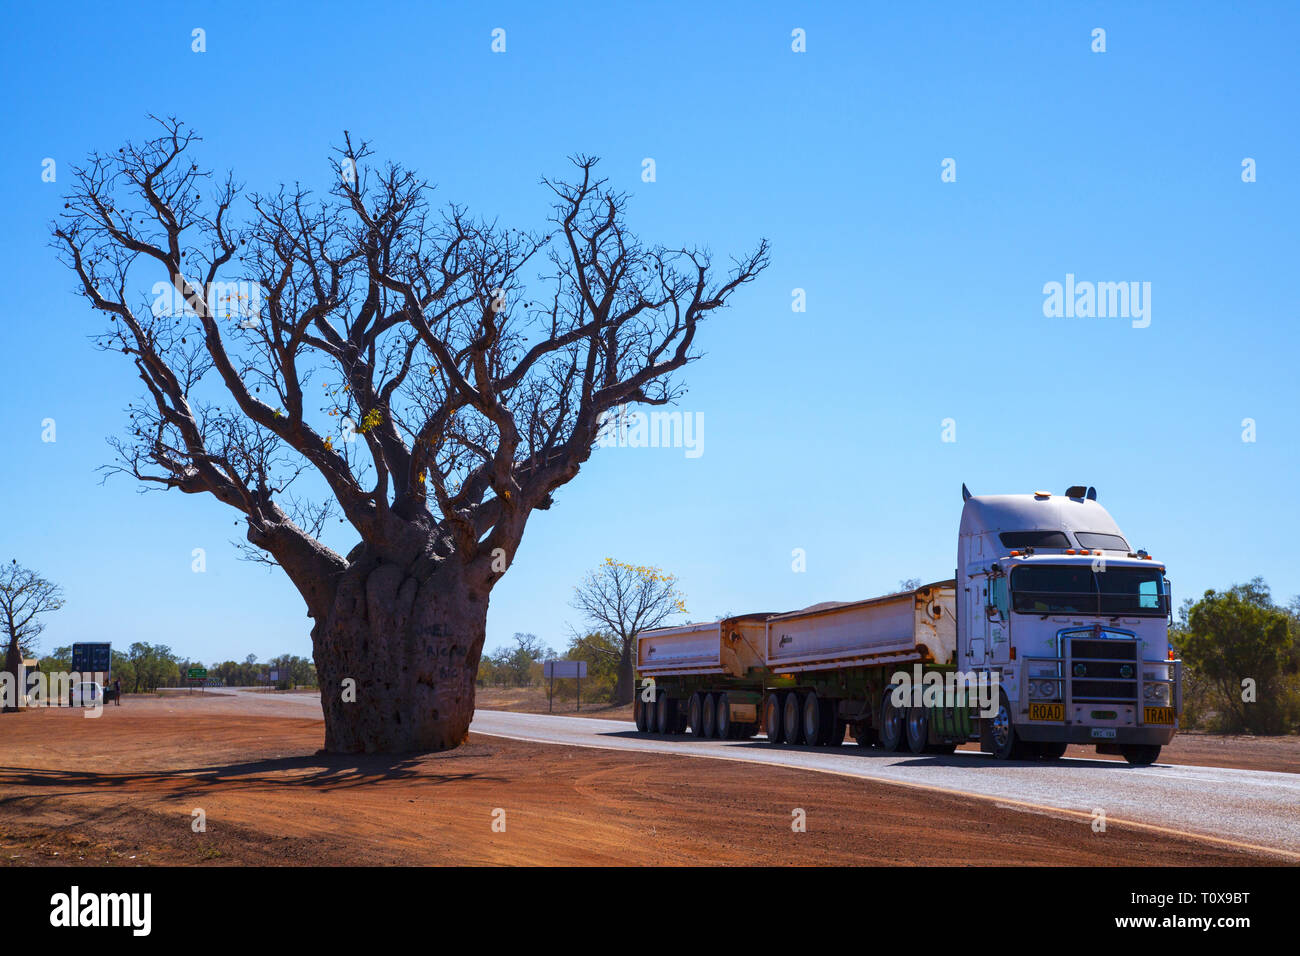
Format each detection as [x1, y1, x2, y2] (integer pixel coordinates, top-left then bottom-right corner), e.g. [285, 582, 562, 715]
[634, 486, 1182, 765]
[635, 613, 771, 738]
[636, 583, 963, 750]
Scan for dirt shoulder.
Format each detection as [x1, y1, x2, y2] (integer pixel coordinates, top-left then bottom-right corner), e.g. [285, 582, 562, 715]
[0, 701, 1280, 866]
[474, 686, 633, 721]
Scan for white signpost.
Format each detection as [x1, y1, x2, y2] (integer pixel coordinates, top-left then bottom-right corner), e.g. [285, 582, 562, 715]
[543, 660, 588, 712]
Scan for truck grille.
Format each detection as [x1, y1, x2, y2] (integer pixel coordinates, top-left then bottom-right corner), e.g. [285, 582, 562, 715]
[1068, 635, 1137, 703]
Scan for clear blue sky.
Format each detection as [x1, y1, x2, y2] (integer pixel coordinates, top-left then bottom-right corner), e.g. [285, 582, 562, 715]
[1, 1, 1296, 665]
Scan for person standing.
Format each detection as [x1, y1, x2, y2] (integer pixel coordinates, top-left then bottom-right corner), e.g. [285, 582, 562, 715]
[112, 677, 121, 705]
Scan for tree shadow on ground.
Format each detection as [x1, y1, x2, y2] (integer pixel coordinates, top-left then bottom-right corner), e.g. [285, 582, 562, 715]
[0, 749, 508, 798]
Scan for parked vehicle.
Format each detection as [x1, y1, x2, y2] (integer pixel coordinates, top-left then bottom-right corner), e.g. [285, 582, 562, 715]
[634, 486, 1180, 765]
[70, 681, 103, 707]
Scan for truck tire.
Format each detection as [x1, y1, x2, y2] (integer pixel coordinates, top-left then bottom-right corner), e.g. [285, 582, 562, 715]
[635, 696, 650, 733]
[1120, 744, 1161, 766]
[763, 693, 784, 744]
[878, 688, 905, 752]
[802, 691, 825, 745]
[905, 706, 929, 754]
[990, 691, 1030, 760]
[675, 705, 691, 734]
[686, 697, 707, 738]
[823, 703, 845, 747]
[716, 693, 733, 739]
[783, 692, 804, 745]
[655, 693, 674, 735]
[701, 693, 717, 739]
[688, 693, 705, 738]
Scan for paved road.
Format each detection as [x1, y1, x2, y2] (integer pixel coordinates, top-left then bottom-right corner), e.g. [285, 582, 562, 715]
[470, 711, 1300, 858]
[217, 691, 1300, 858]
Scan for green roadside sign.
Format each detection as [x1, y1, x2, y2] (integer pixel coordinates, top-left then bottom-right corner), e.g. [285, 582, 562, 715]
[187, 667, 207, 680]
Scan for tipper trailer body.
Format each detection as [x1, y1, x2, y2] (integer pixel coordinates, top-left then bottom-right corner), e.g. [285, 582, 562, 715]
[633, 486, 1181, 765]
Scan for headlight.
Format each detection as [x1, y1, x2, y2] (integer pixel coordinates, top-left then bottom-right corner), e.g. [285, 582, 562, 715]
[1144, 682, 1170, 704]
[1028, 679, 1059, 700]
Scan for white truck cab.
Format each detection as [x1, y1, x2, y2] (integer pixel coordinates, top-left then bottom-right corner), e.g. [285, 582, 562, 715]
[958, 485, 1179, 764]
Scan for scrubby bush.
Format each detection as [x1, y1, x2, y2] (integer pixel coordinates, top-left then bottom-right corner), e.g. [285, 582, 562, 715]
[1172, 577, 1300, 734]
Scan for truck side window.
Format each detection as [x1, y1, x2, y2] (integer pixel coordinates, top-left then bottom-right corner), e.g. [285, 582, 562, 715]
[989, 577, 1009, 620]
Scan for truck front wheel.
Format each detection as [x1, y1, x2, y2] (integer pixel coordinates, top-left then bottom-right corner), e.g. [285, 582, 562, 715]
[1120, 744, 1161, 766]
[990, 692, 1029, 760]
[878, 689, 905, 752]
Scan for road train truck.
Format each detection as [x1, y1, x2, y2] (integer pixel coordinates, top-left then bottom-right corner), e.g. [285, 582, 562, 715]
[633, 486, 1181, 765]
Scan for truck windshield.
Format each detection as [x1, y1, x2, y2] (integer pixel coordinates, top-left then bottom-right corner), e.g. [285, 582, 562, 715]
[1011, 566, 1166, 617]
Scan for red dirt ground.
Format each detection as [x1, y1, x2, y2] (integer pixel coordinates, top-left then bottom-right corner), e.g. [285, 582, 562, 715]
[0, 696, 1284, 866]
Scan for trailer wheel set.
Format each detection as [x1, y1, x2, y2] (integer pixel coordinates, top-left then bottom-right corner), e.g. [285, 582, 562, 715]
[637, 690, 760, 739]
[638, 687, 948, 750]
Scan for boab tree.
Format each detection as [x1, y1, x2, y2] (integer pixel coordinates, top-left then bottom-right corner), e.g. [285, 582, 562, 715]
[1, 561, 65, 713]
[53, 118, 768, 752]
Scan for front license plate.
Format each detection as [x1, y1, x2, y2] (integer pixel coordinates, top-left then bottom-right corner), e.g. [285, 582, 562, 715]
[1144, 706, 1176, 724]
[1028, 702, 1063, 721]
[1091, 728, 1117, 739]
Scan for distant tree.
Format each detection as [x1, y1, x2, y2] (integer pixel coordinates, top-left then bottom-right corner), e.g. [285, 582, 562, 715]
[1, 562, 65, 712]
[109, 650, 137, 692]
[496, 633, 554, 687]
[571, 559, 686, 705]
[565, 630, 622, 686]
[1176, 577, 1299, 734]
[269, 653, 316, 688]
[125, 642, 181, 693]
[563, 630, 622, 700]
[476, 654, 502, 688]
[898, 578, 922, 591]
[41, 646, 74, 675]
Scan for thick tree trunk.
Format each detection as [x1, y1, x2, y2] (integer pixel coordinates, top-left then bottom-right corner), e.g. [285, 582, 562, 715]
[612, 638, 634, 706]
[311, 550, 489, 753]
[2, 636, 20, 713]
